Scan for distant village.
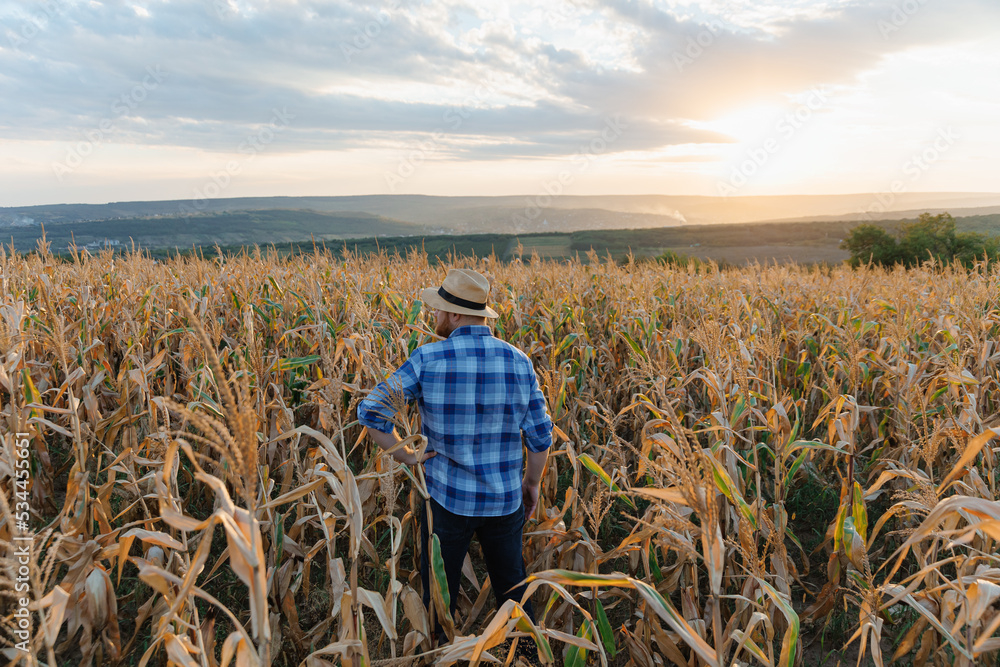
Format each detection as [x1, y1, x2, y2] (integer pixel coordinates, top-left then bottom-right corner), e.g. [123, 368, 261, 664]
[0, 214, 123, 251]
[84, 239, 121, 249]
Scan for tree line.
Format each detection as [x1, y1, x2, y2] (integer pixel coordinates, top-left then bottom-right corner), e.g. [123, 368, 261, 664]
[841, 212, 999, 267]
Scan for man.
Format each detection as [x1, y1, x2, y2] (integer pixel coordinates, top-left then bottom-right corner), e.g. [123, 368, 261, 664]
[357, 267, 552, 637]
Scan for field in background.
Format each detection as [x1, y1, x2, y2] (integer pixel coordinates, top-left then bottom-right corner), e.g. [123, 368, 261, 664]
[6, 209, 999, 266]
[1, 243, 999, 666]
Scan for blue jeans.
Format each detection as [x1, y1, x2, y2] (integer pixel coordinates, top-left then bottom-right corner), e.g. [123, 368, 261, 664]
[419, 496, 535, 629]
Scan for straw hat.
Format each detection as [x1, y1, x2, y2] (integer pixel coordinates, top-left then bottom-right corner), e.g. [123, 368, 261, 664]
[420, 268, 499, 318]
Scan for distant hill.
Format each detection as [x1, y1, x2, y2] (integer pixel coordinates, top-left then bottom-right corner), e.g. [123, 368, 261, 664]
[759, 205, 1000, 225]
[5, 192, 1000, 253]
[0, 209, 427, 253]
[6, 192, 1000, 227]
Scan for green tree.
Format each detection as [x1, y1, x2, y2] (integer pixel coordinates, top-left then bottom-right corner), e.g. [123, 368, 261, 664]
[839, 224, 899, 267]
[898, 212, 957, 264]
[952, 231, 1000, 266]
[842, 212, 998, 267]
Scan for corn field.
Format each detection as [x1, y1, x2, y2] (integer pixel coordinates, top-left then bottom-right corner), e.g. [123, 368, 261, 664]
[1, 239, 999, 666]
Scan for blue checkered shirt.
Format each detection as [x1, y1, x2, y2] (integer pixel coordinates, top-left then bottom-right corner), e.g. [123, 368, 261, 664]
[357, 325, 553, 517]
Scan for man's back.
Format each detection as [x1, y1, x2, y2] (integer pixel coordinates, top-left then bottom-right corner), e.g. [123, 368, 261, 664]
[358, 325, 552, 516]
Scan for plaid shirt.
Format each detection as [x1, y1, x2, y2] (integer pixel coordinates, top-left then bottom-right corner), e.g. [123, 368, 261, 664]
[357, 325, 553, 517]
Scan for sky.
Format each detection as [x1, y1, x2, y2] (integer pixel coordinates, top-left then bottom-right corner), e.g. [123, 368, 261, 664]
[0, 0, 998, 207]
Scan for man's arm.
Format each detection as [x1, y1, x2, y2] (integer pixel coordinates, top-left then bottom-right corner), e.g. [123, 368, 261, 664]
[357, 357, 434, 466]
[520, 366, 554, 520]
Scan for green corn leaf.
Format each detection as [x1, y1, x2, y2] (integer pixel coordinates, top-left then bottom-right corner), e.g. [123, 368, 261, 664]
[541, 590, 561, 626]
[276, 355, 321, 372]
[578, 453, 636, 510]
[513, 612, 555, 664]
[286, 288, 315, 320]
[564, 618, 595, 667]
[632, 578, 718, 666]
[852, 481, 868, 543]
[731, 393, 748, 422]
[251, 303, 270, 324]
[842, 516, 858, 561]
[553, 378, 568, 420]
[755, 441, 776, 462]
[841, 515, 868, 571]
[266, 275, 284, 297]
[618, 330, 649, 363]
[406, 299, 422, 325]
[833, 502, 848, 553]
[554, 332, 580, 357]
[528, 570, 718, 665]
[528, 570, 633, 588]
[648, 544, 663, 583]
[731, 629, 770, 665]
[847, 569, 870, 590]
[756, 577, 800, 667]
[784, 448, 810, 488]
[788, 415, 801, 443]
[711, 458, 758, 528]
[358, 618, 370, 667]
[929, 385, 948, 402]
[22, 369, 42, 418]
[785, 440, 847, 456]
[430, 533, 455, 637]
[784, 525, 806, 555]
[594, 598, 617, 658]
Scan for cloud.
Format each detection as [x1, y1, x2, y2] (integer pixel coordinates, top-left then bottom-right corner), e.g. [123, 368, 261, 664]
[0, 0, 998, 166]
[552, 0, 1000, 119]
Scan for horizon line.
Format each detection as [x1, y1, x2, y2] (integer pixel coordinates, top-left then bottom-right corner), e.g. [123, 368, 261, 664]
[5, 190, 1000, 210]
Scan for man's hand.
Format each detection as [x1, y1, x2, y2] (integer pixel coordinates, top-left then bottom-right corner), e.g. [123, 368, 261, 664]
[522, 448, 548, 520]
[369, 428, 436, 466]
[522, 478, 540, 520]
[396, 444, 437, 467]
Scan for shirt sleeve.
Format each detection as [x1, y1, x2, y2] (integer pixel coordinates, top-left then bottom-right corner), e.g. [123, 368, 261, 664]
[357, 355, 422, 435]
[521, 365, 553, 453]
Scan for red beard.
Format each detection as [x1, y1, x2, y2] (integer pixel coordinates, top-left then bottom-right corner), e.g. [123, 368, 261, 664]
[435, 317, 454, 338]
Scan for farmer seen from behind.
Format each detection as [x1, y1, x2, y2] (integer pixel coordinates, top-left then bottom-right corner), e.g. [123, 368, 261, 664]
[357, 267, 553, 645]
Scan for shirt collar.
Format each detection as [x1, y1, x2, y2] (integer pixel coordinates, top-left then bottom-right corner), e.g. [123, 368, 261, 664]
[449, 325, 493, 337]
